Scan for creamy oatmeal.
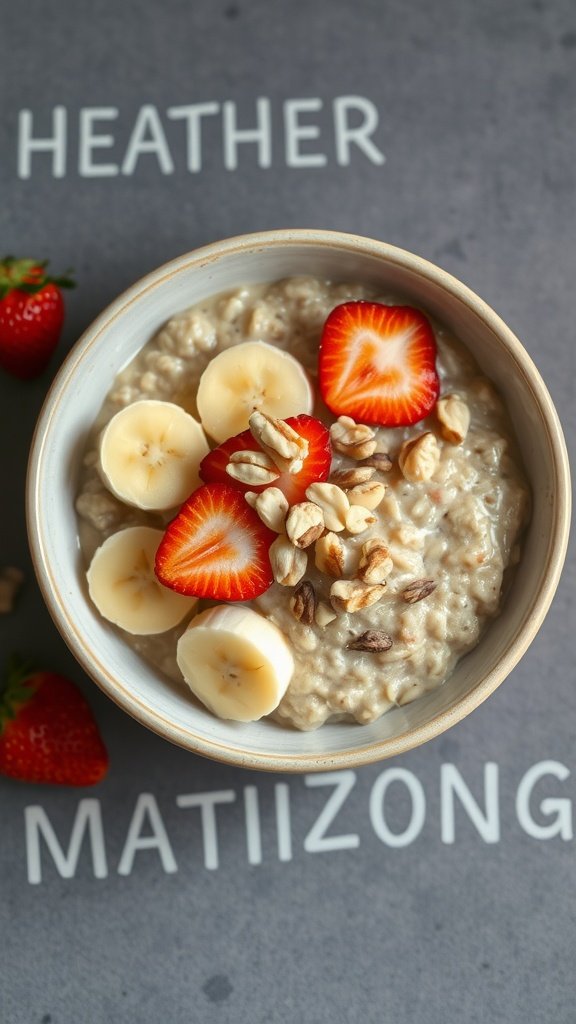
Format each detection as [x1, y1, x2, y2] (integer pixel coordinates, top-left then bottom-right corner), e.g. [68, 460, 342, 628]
[76, 276, 530, 730]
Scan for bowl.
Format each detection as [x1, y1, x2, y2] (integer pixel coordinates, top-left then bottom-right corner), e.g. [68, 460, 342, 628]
[26, 230, 571, 772]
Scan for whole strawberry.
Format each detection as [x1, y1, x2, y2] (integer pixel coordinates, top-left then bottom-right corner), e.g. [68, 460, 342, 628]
[0, 660, 108, 786]
[0, 257, 74, 379]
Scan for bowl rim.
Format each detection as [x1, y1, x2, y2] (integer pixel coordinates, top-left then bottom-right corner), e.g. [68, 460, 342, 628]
[26, 229, 572, 772]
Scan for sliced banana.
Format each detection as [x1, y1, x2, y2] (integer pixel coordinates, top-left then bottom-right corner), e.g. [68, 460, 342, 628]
[177, 604, 294, 721]
[196, 341, 313, 442]
[87, 527, 197, 635]
[99, 400, 209, 511]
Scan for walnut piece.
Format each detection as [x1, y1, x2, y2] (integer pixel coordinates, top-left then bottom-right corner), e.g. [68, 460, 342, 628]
[269, 536, 308, 586]
[226, 449, 280, 485]
[330, 416, 377, 460]
[330, 466, 375, 488]
[398, 432, 440, 483]
[305, 482, 350, 532]
[290, 580, 317, 625]
[357, 539, 394, 584]
[285, 502, 325, 548]
[346, 630, 393, 653]
[330, 579, 386, 613]
[347, 480, 386, 511]
[345, 505, 377, 534]
[245, 487, 289, 533]
[314, 532, 345, 578]
[249, 411, 308, 474]
[436, 394, 470, 444]
[402, 579, 437, 604]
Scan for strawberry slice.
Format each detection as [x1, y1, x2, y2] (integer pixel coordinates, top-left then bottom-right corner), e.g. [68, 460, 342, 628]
[318, 302, 440, 427]
[155, 483, 276, 601]
[199, 414, 332, 505]
[199, 426, 262, 488]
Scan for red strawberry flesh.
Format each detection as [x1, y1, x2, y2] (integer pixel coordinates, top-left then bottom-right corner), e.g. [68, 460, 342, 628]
[318, 302, 440, 427]
[199, 414, 332, 505]
[0, 257, 74, 380]
[0, 666, 108, 787]
[155, 482, 276, 601]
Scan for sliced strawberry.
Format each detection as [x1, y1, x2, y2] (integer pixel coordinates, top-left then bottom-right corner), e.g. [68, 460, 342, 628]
[199, 427, 263, 490]
[155, 483, 276, 601]
[318, 302, 440, 427]
[199, 414, 332, 505]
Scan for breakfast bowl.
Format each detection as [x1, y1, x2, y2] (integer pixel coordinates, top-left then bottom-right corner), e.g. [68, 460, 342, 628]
[26, 230, 571, 771]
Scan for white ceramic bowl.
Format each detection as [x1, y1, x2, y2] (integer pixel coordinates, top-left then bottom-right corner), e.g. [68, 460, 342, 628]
[26, 230, 571, 771]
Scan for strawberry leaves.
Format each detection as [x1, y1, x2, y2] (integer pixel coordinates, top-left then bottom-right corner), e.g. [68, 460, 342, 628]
[0, 257, 75, 300]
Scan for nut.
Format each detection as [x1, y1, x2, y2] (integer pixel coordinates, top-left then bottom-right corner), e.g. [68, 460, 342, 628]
[360, 451, 393, 473]
[398, 433, 440, 483]
[358, 539, 394, 584]
[269, 535, 308, 586]
[346, 630, 393, 653]
[0, 566, 24, 614]
[436, 394, 470, 444]
[330, 415, 377, 460]
[345, 505, 377, 534]
[347, 480, 386, 510]
[330, 579, 386, 613]
[305, 482, 350, 532]
[285, 502, 325, 548]
[402, 578, 437, 603]
[290, 580, 317, 625]
[245, 486, 289, 533]
[330, 466, 375, 488]
[314, 532, 345, 577]
[315, 601, 337, 628]
[226, 449, 280, 485]
[249, 410, 308, 474]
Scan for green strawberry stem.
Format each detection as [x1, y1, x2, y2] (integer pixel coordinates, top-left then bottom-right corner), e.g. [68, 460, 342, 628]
[0, 655, 36, 732]
[0, 257, 75, 300]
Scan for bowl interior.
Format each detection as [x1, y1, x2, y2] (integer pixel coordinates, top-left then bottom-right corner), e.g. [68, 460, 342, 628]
[28, 234, 569, 769]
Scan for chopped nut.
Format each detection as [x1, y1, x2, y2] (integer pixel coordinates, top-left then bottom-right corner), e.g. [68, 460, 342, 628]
[345, 505, 377, 534]
[290, 580, 317, 625]
[330, 579, 386, 613]
[315, 532, 345, 577]
[358, 539, 394, 584]
[398, 432, 440, 483]
[0, 566, 24, 614]
[226, 449, 280, 485]
[347, 480, 386, 510]
[285, 502, 325, 548]
[402, 579, 437, 603]
[305, 482, 349, 532]
[249, 410, 308, 474]
[315, 601, 337, 628]
[330, 415, 377, 460]
[360, 451, 393, 473]
[436, 394, 470, 444]
[269, 535, 308, 586]
[245, 486, 289, 532]
[330, 466, 375, 488]
[346, 630, 393, 653]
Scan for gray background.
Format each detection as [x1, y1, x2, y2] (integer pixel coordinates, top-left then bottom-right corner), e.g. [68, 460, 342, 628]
[1, 0, 575, 1021]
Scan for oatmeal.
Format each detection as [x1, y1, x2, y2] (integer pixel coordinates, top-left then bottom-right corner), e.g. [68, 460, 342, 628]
[76, 277, 530, 730]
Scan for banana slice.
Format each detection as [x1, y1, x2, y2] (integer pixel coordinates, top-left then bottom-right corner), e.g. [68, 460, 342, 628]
[99, 400, 209, 511]
[87, 526, 197, 635]
[177, 604, 294, 721]
[196, 341, 313, 442]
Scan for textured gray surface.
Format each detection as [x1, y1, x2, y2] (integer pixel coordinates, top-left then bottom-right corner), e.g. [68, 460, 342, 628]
[0, 0, 575, 1021]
